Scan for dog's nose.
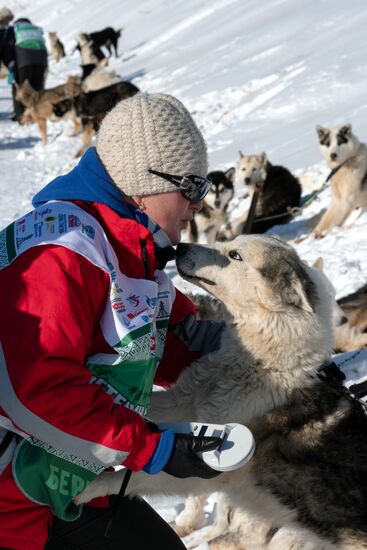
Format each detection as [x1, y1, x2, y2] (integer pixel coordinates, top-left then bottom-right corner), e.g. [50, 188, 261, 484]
[245, 177, 251, 184]
[330, 153, 338, 161]
[214, 200, 220, 208]
[176, 243, 191, 258]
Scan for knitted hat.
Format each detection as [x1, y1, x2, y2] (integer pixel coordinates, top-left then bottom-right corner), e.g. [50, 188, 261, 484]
[96, 92, 208, 196]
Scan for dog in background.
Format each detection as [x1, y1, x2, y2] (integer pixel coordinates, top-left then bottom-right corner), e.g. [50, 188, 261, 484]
[75, 235, 367, 549]
[76, 33, 108, 67]
[80, 63, 120, 93]
[48, 32, 65, 62]
[188, 168, 235, 244]
[227, 152, 301, 237]
[52, 80, 139, 156]
[88, 26, 122, 57]
[313, 124, 367, 239]
[16, 76, 81, 144]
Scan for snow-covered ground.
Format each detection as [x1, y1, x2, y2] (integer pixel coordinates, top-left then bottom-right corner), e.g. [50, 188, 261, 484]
[1, 0, 367, 546]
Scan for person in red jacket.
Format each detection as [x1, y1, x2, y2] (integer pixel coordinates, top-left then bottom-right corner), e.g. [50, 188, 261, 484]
[0, 92, 225, 550]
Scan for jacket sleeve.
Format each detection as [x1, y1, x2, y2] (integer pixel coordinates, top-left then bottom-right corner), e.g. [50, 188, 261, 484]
[154, 287, 226, 387]
[0, 244, 160, 472]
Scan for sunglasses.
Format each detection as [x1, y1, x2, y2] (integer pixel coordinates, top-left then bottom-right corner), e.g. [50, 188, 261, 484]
[148, 169, 212, 202]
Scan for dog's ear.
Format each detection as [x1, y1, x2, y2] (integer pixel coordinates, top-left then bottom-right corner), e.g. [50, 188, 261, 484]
[239, 150, 244, 158]
[312, 257, 324, 272]
[281, 262, 314, 313]
[260, 152, 267, 165]
[261, 259, 315, 313]
[225, 167, 236, 183]
[316, 125, 329, 142]
[339, 124, 352, 137]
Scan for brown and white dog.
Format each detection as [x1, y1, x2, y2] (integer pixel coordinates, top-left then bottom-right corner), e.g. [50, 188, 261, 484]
[16, 77, 82, 144]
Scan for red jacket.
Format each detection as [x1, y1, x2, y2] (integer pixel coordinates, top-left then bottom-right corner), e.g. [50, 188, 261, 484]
[0, 200, 202, 550]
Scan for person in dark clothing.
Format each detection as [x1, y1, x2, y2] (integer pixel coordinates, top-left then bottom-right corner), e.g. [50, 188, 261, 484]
[0, 16, 48, 120]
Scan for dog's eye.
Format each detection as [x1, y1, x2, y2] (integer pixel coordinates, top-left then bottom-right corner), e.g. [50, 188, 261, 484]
[229, 250, 242, 261]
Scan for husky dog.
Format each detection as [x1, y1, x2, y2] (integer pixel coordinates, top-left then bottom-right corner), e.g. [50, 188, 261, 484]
[313, 124, 367, 239]
[188, 168, 235, 243]
[75, 235, 367, 549]
[76, 33, 108, 67]
[48, 32, 65, 62]
[227, 153, 301, 237]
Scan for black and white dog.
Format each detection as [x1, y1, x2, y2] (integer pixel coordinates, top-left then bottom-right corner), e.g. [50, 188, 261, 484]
[88, 26, 122, 57]
[188, 168, 235, 244]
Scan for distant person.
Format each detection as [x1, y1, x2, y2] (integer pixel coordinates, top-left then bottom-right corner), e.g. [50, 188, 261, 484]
[0, 15, 47, 120]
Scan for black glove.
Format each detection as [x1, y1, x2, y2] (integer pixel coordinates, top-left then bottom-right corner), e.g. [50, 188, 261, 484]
[163, 433, 222, 479]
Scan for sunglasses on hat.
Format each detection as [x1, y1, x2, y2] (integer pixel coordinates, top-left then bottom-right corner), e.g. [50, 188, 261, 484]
[148, 169, 212, 202]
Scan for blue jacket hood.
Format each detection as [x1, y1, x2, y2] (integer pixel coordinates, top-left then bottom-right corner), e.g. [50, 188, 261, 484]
[32, 147, 133, 219]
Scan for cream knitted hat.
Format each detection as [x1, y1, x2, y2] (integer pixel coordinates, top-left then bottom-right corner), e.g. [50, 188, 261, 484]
[96, 92, 208, 196]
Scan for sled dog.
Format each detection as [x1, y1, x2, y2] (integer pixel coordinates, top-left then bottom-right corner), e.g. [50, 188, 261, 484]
[75, 235, 367, 549]
[313, 124, 367, 238]
[227, 153, 301, 237]
[76, 33, 108, 67]
[16, 77, 81, 144]
[52, 80, 139, 156]
[80, 63, 120, 93]
[48, 32, 65, 63]
[88, 26, 122, 57]
[188, 168, 235, 244]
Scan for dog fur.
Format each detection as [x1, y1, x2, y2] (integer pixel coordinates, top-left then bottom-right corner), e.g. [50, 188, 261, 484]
[48, 32, 65, 63]
[88, 26, 122, 57]
[80, 63, 120, 93]
[188, 168, 235, 244]
[16, 77, 82, 144]
[76, 33, 108, 67]
[227, 153, 301, 237]
[52, 80, 139, 156]
[334, 282, 367, 353]
[313, 124, 367, 239]
[75, 235, 367, 549]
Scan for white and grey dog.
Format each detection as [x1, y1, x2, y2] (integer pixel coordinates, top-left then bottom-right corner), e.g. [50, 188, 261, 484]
[313, 124, 367, 238]
[75, 235, 367, 549]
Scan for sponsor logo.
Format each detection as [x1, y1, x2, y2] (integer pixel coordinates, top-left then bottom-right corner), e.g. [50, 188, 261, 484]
[127, 294, 140, 307]
[38, 208, 52, 218]
[68, 214, 81, 228]
[146, 296, 157, 309]
[81, 224, 95, 240]
[111, 301, 126, 312]
[107, 261, 116, 282]
[58, 214, 67, 234]
[157, 300, 169, 318]
[34, 221, 43, 237]
[16, 233, 33, 248]
[127, 307, 149, 320]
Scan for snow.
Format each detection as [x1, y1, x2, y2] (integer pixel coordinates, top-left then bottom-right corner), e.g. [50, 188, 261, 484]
[1, 0, 367, 546]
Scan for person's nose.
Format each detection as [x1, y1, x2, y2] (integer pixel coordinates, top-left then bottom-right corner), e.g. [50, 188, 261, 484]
[191, 199, 204, 212]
